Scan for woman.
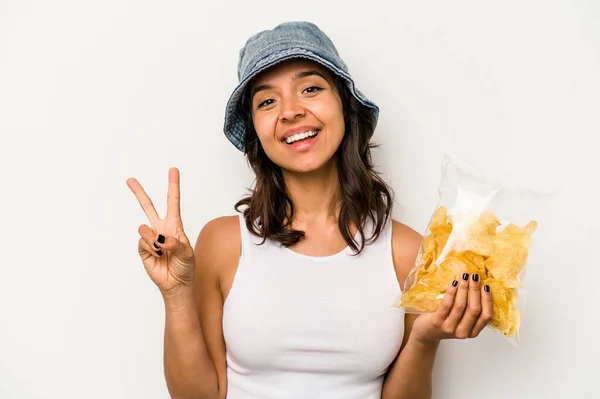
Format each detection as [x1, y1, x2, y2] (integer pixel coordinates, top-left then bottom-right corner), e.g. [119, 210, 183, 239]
[127, 21, 492, 399]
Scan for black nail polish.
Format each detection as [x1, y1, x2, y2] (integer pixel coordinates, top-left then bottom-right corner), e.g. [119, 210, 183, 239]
[157, 235, 165, 244]
[484, 285, 490, 293]
[473, 274, 479, 283]
[157, 250, 163, 256]
[452, 280, 458, 287]
[462, 273, 469, 281]
[153, 242, 160, 249]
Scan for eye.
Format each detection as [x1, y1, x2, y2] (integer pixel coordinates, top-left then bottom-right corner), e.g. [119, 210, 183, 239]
[303, 86, 323, 94]
[257, 98, 275, 109]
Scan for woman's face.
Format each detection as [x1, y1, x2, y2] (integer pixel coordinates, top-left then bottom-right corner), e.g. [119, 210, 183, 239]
[249, 59, 345, 173]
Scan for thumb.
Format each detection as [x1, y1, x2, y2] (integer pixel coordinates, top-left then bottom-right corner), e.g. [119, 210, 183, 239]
[157, 234, 193, 259]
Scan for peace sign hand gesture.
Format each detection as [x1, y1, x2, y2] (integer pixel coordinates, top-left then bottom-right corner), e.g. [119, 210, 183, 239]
[126, 167, 195, 297]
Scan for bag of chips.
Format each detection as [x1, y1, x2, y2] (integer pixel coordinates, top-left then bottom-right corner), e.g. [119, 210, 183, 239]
[394, 153, 547, 346]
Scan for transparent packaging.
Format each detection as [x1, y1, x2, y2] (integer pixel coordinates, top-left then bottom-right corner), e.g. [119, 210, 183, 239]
[394, 153, 548, 346]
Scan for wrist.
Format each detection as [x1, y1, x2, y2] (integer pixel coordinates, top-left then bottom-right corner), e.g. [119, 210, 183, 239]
[409, 333, 441, 352]
[162, 286, 197, 312]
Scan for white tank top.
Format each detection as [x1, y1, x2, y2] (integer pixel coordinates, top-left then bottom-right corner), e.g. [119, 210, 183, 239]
[222, 214, 405, 399]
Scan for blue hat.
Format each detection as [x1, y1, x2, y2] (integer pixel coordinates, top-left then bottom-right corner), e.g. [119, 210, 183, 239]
[223, 21, 380, 152]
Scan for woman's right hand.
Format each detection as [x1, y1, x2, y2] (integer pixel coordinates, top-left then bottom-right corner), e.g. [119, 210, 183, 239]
[126, 167, 196, 298]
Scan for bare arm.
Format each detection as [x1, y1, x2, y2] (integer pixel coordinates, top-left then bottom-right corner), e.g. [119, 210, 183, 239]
[382, 221, 493, 399]
[381, 313, 438, 399]
[382, 222, 437, 399]
[163, 290, 219, 399]
[127, 170, 223, 399]
[163, 218, 232, 399]
[192, 217, 237, 399]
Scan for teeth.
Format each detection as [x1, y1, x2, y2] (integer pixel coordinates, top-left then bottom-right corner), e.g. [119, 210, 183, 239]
[285, 130, 318, 144]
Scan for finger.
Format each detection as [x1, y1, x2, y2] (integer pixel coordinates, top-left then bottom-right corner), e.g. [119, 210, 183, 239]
[470, 284, 493, 337]
[166, 167, 181, 219]
[159, 234, 194, 260]
[444, 272, 470, 330]
[127, 178, 160, 226]
[157, 234, 182, 252]
[433, 279, 459, 325]
[455, 273, 482, 339]
[138, 224, 163, 256]
[139, 237, 162, 258]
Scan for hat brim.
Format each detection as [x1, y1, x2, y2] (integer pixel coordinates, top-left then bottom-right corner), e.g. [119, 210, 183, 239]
[223, 48, 379, 152]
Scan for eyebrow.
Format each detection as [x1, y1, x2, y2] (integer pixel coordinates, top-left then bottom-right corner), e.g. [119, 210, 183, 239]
[250, 70, 329, 100]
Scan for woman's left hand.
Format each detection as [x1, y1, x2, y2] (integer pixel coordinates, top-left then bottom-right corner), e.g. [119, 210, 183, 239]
[410, 272, 493, 345]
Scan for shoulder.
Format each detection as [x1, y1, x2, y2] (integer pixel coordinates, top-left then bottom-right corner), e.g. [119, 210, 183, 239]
[194, 215, 241, 276]
[390, 219, 423, 290]
[196, 215, 241, 247]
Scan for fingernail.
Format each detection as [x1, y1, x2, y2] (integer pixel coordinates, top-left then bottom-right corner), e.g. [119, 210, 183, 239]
[484, 285, 490, 293]
[157, 235, 165, 244]
[462, 273, 469, 281]
[153, 242, 160, 249]
[452, 280, 458, 287]
[157, 250, 163, 256]
[473, 274, 479, 283]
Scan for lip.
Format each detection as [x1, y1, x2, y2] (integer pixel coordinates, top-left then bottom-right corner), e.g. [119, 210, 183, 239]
[283, 130, 320, 152]
[280, 125, 322, 141]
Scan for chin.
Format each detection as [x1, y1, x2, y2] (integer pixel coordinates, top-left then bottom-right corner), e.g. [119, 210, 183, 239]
[280, 153, 337, 174]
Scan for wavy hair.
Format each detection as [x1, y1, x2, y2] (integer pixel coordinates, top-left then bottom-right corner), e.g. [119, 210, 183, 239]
[234, 73, 394, 254]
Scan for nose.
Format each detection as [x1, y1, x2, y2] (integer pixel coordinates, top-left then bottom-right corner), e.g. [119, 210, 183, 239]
[279, 94, 306, 122]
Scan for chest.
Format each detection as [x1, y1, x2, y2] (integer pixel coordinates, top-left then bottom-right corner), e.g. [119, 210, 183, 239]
[287, 224, 356, 257]
[222, 253, 405, 377]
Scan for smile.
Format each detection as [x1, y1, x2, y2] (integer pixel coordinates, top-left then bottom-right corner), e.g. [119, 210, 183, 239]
[285, 130, 320, 144]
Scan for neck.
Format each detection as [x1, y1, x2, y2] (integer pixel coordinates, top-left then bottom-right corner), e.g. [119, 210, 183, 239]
[282, 158, 341, 225]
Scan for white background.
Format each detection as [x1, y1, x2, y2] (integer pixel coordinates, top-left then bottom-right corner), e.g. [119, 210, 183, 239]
[1, 0, 599, 398]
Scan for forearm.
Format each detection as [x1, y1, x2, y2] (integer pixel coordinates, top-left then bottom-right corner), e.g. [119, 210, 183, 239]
[381, 337, 439, 399]
[163, 292, 218, 399]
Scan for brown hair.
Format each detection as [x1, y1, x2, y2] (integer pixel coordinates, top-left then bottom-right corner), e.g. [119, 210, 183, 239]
[234, 73, 394, 254]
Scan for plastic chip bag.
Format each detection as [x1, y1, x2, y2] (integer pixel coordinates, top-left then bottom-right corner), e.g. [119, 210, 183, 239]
[394, 153, 547, 346]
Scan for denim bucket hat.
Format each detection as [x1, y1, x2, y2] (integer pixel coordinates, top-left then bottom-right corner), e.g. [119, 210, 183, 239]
[223, 21, 380, 152]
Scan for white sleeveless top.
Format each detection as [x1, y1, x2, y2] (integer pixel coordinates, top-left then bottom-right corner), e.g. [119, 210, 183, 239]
[222, 214, 405, 399]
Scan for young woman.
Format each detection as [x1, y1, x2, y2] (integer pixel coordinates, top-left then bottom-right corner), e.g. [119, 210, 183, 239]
[127, 21, 492, 399]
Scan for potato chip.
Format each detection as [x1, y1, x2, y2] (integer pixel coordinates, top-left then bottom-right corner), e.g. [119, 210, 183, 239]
[484, 278, 516, 335]
[503, 220, 538, 236]
[398, 205, 537, 339]
[458, 221, 495, 257]
[439, 254, 470, 278]
[485, 247, 528, 288]
[455, 251, 486, 277]
[430, 206, 448, 228]
[484, 221, 537, 287]
[422, 257, 465, 290]
[460, 251, 486, 274]
[479, 210, 501, 235]
[431, 223, 452, 260]
[507, 308, 521, 337]
[422, 233, 435, 254]
[418, 234, 435, 271]
[399, 283, 442, 313]
[496, 229, 534, 251]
